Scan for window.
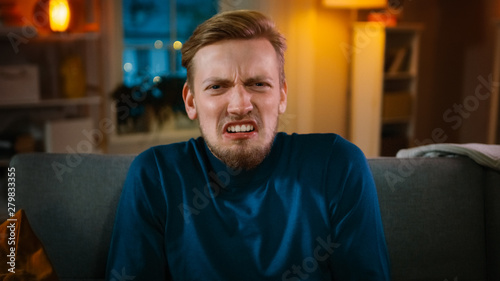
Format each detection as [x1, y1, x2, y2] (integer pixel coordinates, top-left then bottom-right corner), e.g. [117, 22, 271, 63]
[122, 0, 218, 86]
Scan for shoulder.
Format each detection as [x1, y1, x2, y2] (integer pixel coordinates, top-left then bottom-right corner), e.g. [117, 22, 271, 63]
[277, 132, 366, 164]
[123, 137, 205, 193]
[124, 138, 205, 185]
[131, 137, 203, 167]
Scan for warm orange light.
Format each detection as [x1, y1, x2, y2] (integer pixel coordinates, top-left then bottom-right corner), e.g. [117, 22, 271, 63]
[323, 0, 386, 9]
[49, 0, 71, 32]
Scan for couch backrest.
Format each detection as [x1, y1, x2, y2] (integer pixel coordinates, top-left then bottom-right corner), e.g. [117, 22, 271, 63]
[485, 168, 500, 280]
[7, 153, 500, 280]
[369, 157, 489, 281]
[9, 153, 135, 280]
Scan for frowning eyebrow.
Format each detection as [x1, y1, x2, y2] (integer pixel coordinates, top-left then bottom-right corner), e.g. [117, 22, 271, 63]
[202, 75, 275, 87]
[244, 76, 275, 87]
[202, 77, 233, 87]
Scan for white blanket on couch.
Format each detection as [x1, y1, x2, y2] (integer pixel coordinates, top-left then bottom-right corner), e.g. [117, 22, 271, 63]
[396, 143, 500, 171]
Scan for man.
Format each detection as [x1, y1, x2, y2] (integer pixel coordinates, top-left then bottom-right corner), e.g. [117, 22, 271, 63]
[106, 10, 390, 281]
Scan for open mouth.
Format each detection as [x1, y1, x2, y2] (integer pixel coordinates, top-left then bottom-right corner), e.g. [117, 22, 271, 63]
[223, 121, 258, 139]
[226, 124, 255, 133]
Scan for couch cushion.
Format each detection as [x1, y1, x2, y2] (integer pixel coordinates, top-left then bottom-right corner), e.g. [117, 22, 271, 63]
[368, 157, 486, 281]
[10, 153, 135, 280]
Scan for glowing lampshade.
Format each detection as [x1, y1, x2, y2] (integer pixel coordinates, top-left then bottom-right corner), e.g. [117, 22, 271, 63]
[49, 0, 71, 32]
[323, 0, 386, 8]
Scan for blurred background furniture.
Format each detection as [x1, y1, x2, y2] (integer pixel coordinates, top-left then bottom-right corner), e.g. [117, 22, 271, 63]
[350, 22, 422, 157]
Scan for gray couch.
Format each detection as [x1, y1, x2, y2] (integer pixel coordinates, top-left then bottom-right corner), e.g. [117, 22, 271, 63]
[4, 153, 500, 281]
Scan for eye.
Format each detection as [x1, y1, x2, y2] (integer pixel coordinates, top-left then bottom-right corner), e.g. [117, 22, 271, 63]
[248, 82, 271, 91]
[204, 84, 223, 92]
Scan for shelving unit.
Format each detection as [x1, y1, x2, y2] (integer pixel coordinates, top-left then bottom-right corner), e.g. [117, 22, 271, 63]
[350, 22, 422, 157]
[0, 96, 101, 109]
[0, 3, 105, 165]
[381, 25, 421, 156]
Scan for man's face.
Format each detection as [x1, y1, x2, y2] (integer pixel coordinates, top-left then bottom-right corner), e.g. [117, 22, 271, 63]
[183, 38, 287, 170]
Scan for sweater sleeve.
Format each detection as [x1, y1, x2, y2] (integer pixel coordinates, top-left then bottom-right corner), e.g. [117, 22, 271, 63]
[327, 137, 391, 280]
[106, 148, 169, 280]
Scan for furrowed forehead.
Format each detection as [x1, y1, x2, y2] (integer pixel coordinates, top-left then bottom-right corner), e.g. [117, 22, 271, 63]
[191, 39, 280, 83]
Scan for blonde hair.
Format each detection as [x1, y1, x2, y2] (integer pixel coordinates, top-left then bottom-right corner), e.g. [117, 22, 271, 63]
[181, 10, 287, 91]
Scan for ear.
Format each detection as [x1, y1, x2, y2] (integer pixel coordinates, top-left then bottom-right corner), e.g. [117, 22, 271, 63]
[183, 82, 198, 120]
[278, 81, 288, 114]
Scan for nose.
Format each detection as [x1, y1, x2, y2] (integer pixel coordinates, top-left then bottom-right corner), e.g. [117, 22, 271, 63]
[227, 85, 253, 116]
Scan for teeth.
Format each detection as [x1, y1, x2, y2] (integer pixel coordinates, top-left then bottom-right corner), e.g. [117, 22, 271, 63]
[227, 124, 254, 133]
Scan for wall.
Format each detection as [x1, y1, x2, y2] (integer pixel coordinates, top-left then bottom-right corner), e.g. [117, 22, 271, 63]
[401, 0, 499, 144]
[312, 6, 351, 135]
[272, 0, 351, 136]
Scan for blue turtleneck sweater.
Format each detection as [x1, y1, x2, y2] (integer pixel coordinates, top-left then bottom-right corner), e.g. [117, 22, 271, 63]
[106, 133, 390, 280]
